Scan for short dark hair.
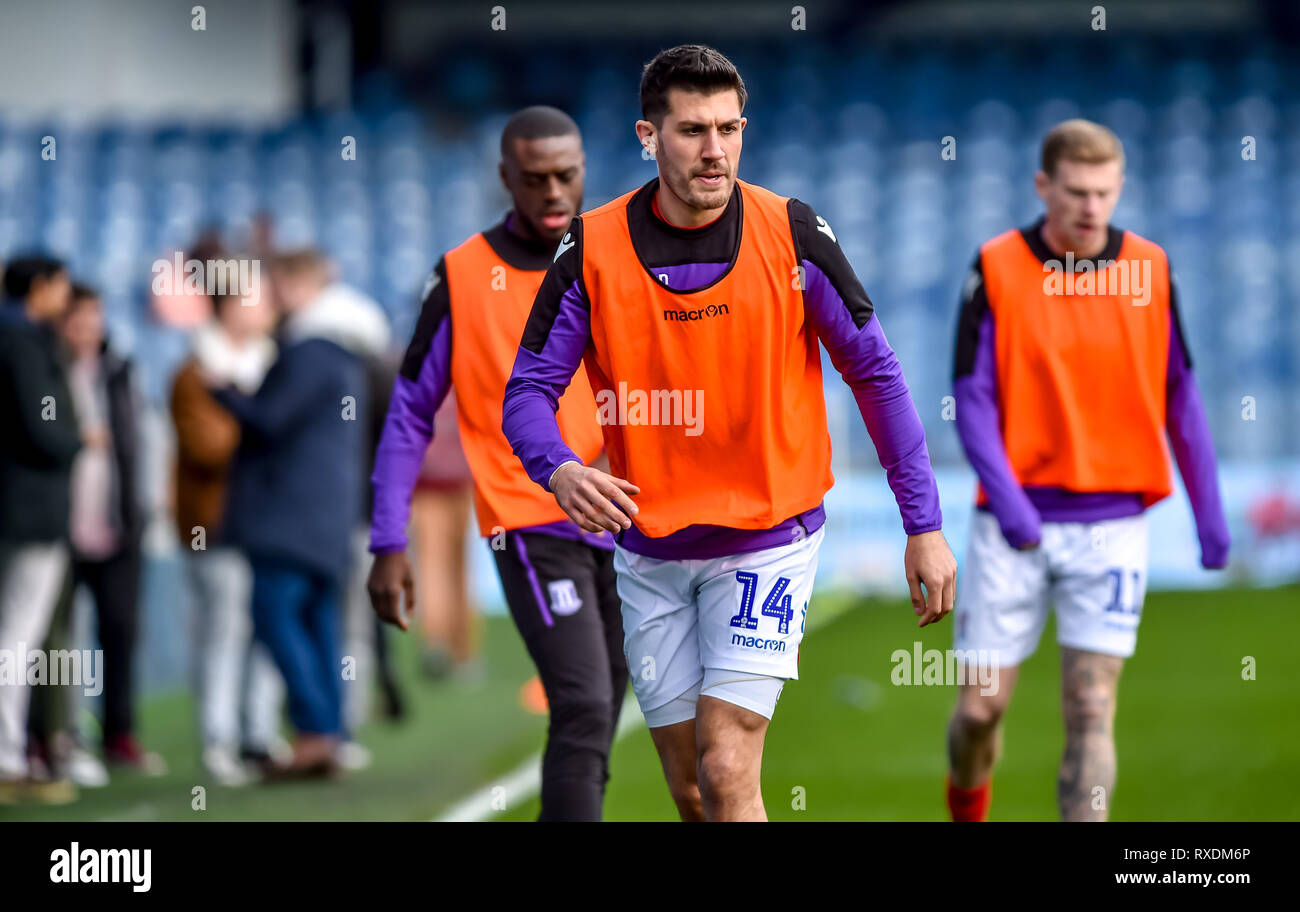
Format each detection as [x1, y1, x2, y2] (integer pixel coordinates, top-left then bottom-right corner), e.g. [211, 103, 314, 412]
[500, 106, 581, 161]
[640, 45, 747, 127]
[65, 283, 100, 316]
[3, 254, 65, 302]
[71, 282, 99, 303]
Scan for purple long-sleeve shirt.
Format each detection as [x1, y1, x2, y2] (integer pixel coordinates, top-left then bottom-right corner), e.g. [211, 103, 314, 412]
[369, 217, 613, 555]
[952, 225, 1229, 568]
[502, 179, 941, 560]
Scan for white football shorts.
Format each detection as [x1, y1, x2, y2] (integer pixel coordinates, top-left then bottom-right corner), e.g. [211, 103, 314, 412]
[954, 510, 1149, 667]
[614, 526, 824, 726]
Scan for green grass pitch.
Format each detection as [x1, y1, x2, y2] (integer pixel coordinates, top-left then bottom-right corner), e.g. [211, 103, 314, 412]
[3, 585, 1295, 822]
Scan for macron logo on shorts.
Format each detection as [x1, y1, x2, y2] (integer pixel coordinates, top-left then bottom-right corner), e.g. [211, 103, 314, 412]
[547, 579, 582, 616]
[731, 633, 786, 652]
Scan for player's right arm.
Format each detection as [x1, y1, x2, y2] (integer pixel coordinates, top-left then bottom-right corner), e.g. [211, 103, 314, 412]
[502, 218, 638, 534]
[952, 255, 1042, 549]
[367, 258, 454, 629]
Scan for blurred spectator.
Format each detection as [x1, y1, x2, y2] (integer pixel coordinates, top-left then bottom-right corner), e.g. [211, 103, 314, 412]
[171, 274, 286, 786]
[212, 249, 385, 778]
[275, 251, 394, 769]
[34, 284, 163, 778]
[410, 392, 478, 681]
[138, 234, 234, 409]
[0, 256, 78, 805]
[25, 285, 134, 784]
[275, 250, 393, 771]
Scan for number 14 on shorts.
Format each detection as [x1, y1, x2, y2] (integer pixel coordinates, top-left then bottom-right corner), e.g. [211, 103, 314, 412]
[731, 571, 805, 635]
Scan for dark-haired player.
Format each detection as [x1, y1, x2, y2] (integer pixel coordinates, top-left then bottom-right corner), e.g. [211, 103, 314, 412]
[368, 107, 628, 821]
[504, 46, 956, 821]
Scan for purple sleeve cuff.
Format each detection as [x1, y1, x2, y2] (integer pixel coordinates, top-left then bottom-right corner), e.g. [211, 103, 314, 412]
[802, 261, 941, 534]
[1166, 324, 1230, 568]
[503, 282, 590, 491]
[369, 318, 451, 554]
[954, 312, 1041, 548]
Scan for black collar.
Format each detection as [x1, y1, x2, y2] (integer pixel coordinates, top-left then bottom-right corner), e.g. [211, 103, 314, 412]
[632, 177, 741, 241]
[481, 212, 557, 271]
[1020, 216, 1125, 270]
[622, 177, 743, 293]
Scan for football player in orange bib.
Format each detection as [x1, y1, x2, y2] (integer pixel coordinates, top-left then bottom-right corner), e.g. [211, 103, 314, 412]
[504, 46, 957, 821]
[946, 120, 1230, 821]
[369, 108, 628, 821]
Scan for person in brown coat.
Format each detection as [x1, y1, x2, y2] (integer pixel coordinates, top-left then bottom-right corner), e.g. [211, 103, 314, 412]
[171, 284, 284, 786]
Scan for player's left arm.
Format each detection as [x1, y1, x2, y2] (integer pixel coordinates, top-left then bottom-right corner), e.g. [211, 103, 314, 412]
[790, 199, 955, 625]
[503, 218, 595, 489]
[503, 217, 638, 533]
[1164, 267, 1230, 568]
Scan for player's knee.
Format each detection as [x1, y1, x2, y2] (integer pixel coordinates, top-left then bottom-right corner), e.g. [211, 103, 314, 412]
[952, 697, 1006, 738]
[1062, 686, 1114, 731]
[666, 776, 702, 813]
[651, 736, 701, 814]
[697, 741, 756, 800]
[547, 694, 615, 748]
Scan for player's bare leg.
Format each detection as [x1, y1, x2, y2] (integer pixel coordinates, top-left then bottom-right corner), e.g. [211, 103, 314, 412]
[1059, 646, 1124, 822]
[648, 719, 704, 821]
[695, 695, 769, 821]
[946, 664, 1020, 789]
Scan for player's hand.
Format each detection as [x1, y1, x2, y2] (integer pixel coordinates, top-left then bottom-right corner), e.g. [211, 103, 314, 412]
[1200, 539, 1230, 570]
[368, 552, 415, 631]
[550, 461, 640, 533]
[997, 506, 1041, 551]
[904, 530, 957, 628]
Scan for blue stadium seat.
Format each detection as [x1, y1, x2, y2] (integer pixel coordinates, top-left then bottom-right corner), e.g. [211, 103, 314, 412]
[0, 38, 1293, 458]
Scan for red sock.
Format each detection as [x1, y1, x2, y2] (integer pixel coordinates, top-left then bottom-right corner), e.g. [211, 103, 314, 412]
[945, 774, 992, 822]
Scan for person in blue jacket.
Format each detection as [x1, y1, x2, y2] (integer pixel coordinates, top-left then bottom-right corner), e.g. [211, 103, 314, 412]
[210, 249, 388, 779]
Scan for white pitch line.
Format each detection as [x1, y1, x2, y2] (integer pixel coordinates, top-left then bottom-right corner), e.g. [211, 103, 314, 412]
[433, 695, 644, 822]
[430, 598, 854, 822]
